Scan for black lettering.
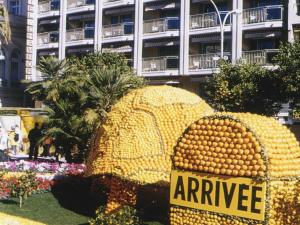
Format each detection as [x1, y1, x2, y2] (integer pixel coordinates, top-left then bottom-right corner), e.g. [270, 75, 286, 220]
[174, 176, 186, 201]
[215, 181, 220, 206]
[188, 177, 199, 203]
[238, 184, 249, 211]
[223, 182, 236, 208]
[201, 179, 213, 205]
[251, 186, 262, 214]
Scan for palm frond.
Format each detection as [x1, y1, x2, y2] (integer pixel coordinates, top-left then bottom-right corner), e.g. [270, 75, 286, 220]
[0, 4, 11, 43]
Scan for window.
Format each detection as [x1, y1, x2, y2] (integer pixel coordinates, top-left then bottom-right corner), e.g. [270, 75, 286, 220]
[256, 39, 276, 50]
[50, 0, 60, 11]
[254, 0, 282, 7]
[294, 28, 300, 42]
[0, 49, 6, 87]
[84, 21, 95, 38]
[110, 14, 133, 24]
[9, 0, 21, 15]
[205, 2, 228, 12]
[11, 50, 20, 86]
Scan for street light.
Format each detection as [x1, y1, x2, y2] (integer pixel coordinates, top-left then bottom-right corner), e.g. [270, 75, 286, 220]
[209, 0, 242, 59]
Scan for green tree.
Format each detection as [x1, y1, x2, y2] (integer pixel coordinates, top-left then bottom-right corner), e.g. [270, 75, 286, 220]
[26, 53, 145, 162]
[205, 62, 283, 116]
[274, 42, 300, 109]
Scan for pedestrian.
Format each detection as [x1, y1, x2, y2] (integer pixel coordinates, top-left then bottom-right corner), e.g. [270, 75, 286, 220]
[8, 126, 17, 156]
[14, 124, 22, 152]
[41, 135, 52, 157]
[28, 123, 42, 160]
[0, 126, 8, 161]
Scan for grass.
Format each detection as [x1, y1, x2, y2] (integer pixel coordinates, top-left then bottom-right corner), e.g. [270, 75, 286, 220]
[0, 193, 165, 225]
[0, 176, 167, 225]
[0, 193, 90, 225]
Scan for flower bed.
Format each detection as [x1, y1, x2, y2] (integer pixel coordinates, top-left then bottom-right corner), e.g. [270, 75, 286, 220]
[0, 160, 85, 175]
[0, 161, 86, 200]
[0, 174, 54, 199]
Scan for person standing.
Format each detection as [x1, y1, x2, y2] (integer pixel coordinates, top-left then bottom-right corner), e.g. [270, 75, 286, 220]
[0, 126, 8, 161]
[28, 123, 42, 160]
[8, 126, 17, 156]
[41, 135, 52, 157]
[14, 125, 22, 152]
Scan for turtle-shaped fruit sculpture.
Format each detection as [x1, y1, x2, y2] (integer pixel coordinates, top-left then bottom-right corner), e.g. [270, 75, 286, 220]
[86, 85, 214, 213]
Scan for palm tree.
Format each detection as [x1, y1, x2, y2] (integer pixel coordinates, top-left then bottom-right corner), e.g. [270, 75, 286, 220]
[80, 65, 144, 123]
[26, 53, 145, 162]
[25, 56, 71, 102]
[0, 3, 11, 43]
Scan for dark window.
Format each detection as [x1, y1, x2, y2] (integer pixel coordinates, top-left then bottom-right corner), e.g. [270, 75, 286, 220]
[111, 16, 119, 24]
[84, 21, 95, 38]
[121, 14, 132, 23]
[50, 0, 60, 10]
[256, 39, 276, 50]
[9, 0, 20, 15]
[254, 0, 282, 7]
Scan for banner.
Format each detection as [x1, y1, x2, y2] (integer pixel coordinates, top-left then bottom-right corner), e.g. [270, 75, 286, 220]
[170, 170, 267, 221]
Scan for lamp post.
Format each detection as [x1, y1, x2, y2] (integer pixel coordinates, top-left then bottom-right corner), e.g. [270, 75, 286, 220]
[209, 0, 241, 59]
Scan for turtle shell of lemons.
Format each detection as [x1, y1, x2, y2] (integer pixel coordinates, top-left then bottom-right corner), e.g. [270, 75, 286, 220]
[86, 86, 213, 184]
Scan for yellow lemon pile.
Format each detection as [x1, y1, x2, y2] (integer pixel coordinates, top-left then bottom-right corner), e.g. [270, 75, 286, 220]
[86, 86, 213, 184]
[85, 85, 213, 213]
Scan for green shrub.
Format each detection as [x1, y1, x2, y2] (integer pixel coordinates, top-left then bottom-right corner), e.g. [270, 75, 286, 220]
[90, 206, 141, 225]
[10, 171, 37, 207]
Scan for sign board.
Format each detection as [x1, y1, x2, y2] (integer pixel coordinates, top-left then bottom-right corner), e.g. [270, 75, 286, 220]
[170, 170, 267, 221]
[292, 109, 300, 123]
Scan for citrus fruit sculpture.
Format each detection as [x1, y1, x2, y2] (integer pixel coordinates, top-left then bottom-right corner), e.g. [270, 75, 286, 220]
[170, 112, 300, 225]
[86, 86, 214, 213]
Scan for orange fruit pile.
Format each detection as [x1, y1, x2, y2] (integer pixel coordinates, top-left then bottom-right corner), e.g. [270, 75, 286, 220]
[171, 112, 300, 225]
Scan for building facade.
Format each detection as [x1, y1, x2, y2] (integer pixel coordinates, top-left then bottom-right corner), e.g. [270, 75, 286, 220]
[26, 0, 300, 94]
[0, 0, 27, 106]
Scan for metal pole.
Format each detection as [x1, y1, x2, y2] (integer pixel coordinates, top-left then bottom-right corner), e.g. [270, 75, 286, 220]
[210, 0, 240, 59]
[221, 11, 237, 58]
[209, 0, 223, 58]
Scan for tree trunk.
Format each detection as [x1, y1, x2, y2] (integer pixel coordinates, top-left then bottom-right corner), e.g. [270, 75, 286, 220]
[19, 196, 23, 208]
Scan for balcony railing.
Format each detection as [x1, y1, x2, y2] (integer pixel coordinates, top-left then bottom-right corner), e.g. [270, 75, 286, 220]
[102, 22, 134, 38]
[142, 56, 179, 72]
[38, 0, 60, 13]
[66, 28, 94, 42]
[190, 12, 230, 30]
[242, 49, 279, 65]
[67, 0, 95, 9]
[189, 53, 231, 70]
[143, 17, 180, 34]
[243, 5, 283, 24]
[37, 31, 59, 45]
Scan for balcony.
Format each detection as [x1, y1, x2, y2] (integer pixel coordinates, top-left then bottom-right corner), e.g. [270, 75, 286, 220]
[242, 49, 279, 65]
[37, 31, 59, 47]
[66, 28, 94, 45]
[190, 11, 231, 29]
[243, 6, 283, 26]
[189, 53, 231, 71]
[67, 0, 95, 9]
[102, 22, 134, 41]
[142, 56, 179, 73]
[38, 0, 60, 17]
[143, 17, 180, 38]
[102, 0, 134, 8]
